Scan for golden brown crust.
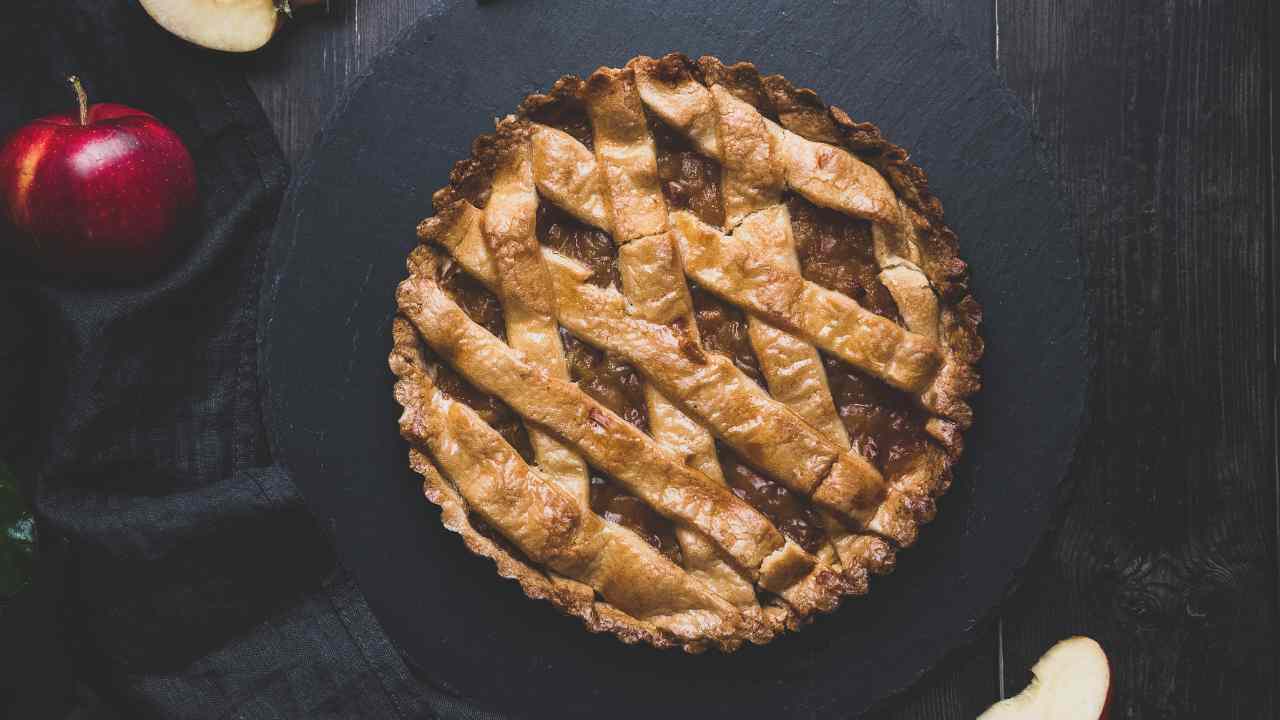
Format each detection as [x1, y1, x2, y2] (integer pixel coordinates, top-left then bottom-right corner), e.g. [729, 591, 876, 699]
[434, 129, 502, 211]
[518, 75, 593, 148]
[695, 56, 775, 113]
[760, 74, 843, 144]
[530, 124, 612, 231]
[632, 56, 722, 159]
[584, 66, 669, 242]
[709, 85, 785, 226]
[394, 53, 983, 652]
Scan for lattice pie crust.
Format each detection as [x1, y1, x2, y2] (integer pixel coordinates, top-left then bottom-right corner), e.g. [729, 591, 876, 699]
[391, 54, 982, 651]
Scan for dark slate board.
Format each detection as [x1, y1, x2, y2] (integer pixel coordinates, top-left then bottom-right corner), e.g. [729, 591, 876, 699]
[260, 1, 1087, 717]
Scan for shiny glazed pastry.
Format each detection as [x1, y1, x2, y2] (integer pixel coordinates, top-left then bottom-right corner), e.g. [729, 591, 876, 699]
[390, 54, 982, 652]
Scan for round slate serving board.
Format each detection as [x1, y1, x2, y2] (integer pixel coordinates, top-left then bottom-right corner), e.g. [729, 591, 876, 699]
[261, 1, 1087, 717]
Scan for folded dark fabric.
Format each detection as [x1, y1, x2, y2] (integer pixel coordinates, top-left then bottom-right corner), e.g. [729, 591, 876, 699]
[0, 2, 469, 717]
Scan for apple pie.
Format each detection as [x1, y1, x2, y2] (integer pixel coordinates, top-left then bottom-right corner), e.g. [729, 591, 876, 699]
[390, 54, 982, 651]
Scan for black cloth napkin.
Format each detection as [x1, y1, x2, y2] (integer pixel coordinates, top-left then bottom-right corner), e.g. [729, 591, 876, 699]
[0, 2, 485, 717]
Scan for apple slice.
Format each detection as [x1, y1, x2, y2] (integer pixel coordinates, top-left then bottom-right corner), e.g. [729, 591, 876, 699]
[139, 0, 323, 53]
[979, 636, 1111, 720]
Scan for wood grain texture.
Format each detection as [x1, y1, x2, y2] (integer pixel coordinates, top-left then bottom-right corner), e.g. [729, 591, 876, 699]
[1272, 2, 1280, 704]
[996, 1, 1277, 717]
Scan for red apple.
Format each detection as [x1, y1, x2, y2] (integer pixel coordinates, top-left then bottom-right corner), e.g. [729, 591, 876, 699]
[0, 76, 197, 278]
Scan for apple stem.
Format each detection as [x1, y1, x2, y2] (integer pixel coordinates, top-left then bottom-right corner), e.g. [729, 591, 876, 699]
[68, 76, 88, 126]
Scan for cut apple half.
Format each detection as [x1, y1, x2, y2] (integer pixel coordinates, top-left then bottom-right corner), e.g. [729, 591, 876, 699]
[979, 636, 1111, 720]
[140, 0, 323, 53]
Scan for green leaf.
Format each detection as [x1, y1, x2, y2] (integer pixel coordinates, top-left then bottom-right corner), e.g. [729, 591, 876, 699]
[0, 461, 34, 598]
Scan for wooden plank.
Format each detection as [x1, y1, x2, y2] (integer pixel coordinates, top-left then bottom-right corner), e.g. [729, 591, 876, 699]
[997, 1, 1277, 717]
[1264, 0, 1274, 702]
[1269, 0, 1279, 704]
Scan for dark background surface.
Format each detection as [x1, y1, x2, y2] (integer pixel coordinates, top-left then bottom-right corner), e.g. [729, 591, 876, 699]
[243, 1, 1277, 718]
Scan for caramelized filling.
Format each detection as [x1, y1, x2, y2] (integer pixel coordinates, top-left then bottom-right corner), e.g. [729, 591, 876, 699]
[788, 195, 902, 322]
[650, 114, 725, 227]
[561, 330, 649, 433]
[590, 475, 682, 564]
[523, 93, 594, 150]
[689, 283, 766, 385]
[720, 446, 826, 554]
[783, 196, 928, 476]
[437, 252, 506, 338]
[536, 201, 619, 288]
[825, 353, 928, 476]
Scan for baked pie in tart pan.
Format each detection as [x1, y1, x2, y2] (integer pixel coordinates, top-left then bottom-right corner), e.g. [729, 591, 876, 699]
[389, 53, 982, 652]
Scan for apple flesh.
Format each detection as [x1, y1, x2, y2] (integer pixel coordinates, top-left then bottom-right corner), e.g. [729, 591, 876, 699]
[0, 77, 197, 278]
[979, 636, 1111, 720]
[139, 0, 324, 53]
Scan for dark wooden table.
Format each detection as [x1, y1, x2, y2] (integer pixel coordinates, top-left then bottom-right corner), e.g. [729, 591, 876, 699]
[245, 2, 1278, 717]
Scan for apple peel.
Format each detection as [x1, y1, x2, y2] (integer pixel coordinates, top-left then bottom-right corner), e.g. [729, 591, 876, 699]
[0, 76, 197, 278]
